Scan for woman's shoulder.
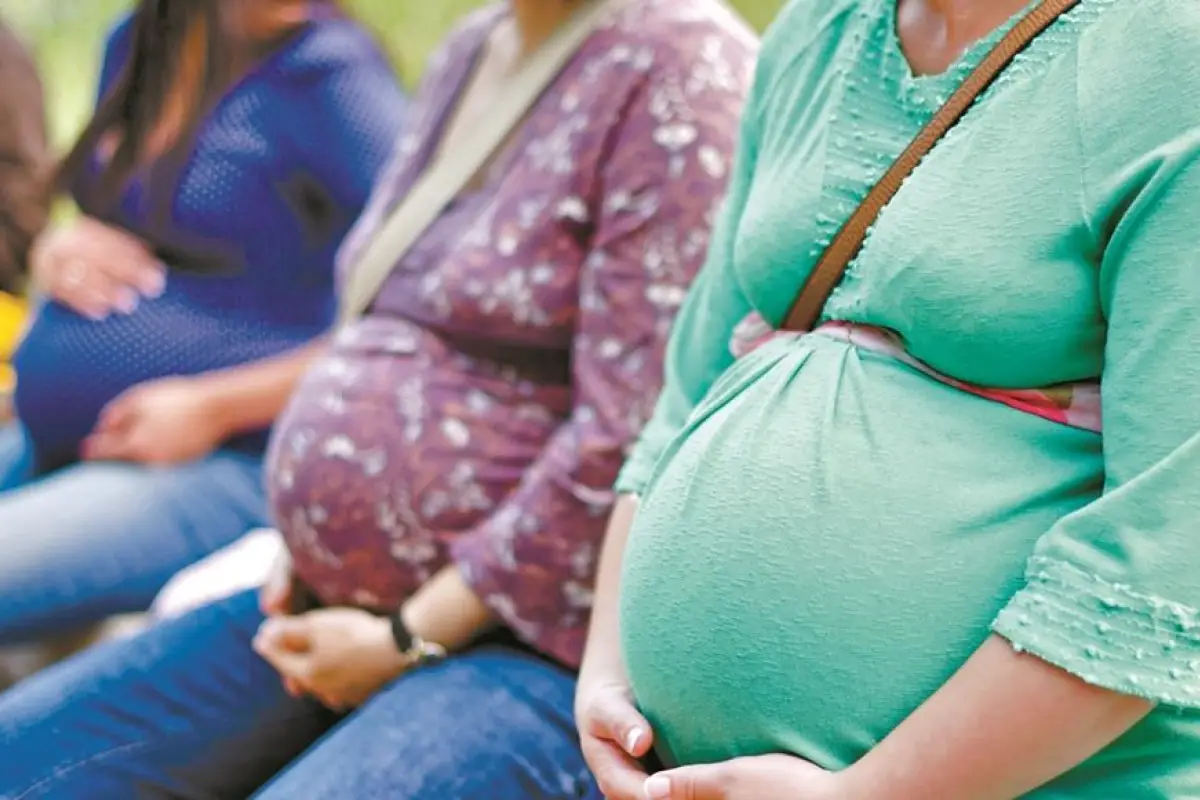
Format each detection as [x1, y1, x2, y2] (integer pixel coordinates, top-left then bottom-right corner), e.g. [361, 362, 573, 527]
[750, 0, 856, 83]
[419, 5, 507, 85]
[604, 0, 760, 71]
[272, 16, 395, 82]
[97, 12, 135, 81]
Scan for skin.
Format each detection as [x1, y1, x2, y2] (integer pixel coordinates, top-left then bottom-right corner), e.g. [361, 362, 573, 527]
[575, 2, 1154, 799]
[252, 0, 584, 708]
[81, 341, 324, 465]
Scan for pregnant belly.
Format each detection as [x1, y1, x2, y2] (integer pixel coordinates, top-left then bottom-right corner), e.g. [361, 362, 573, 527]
[268, 325, 567, 609]
[13, 292, 316, 464]
[618, 336, 1102, 769]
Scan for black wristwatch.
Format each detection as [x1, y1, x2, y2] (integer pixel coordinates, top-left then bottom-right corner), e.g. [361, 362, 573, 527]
[389, 609, 447, 668]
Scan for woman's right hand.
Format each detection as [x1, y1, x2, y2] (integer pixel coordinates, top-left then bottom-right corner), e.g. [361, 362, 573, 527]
[576, 668, 657, 800]
[30, 216, 165, 320]
[259, 546, 294, 617]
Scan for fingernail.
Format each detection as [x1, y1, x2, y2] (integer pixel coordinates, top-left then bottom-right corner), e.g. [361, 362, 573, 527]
[115, 289, 139, 314]
[625, 728, 644, 754]
[644, 775, 671, 800]
[143, 270, 166, 297]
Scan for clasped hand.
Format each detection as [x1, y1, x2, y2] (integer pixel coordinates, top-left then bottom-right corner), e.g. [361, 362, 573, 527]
[577, 676, 844, 800]
[253, 553, 411, 711]
[253, 606, 409, 712]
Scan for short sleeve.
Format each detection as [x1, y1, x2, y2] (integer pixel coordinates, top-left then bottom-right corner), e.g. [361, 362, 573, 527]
[613, 69, 763, 495]
[992, 6, 1200, 707]
[450, 43, 754, 666]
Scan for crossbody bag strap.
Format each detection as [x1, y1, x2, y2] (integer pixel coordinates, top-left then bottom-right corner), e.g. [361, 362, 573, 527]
[337, 0, 622, 326]
[781, 0, 1080, 333]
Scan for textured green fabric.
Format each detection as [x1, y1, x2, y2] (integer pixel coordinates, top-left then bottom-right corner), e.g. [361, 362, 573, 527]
[616, 0, 1200, 795]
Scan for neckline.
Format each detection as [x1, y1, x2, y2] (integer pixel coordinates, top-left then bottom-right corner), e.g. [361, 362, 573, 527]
[878, 0, 1041, 108]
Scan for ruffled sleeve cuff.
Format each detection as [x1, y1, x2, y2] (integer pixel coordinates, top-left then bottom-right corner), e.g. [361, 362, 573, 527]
[993, 556, 1200, 708]
[614, 454, 653, 496]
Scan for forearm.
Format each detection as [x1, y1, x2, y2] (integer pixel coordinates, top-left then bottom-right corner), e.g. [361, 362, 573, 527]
[841, 635, 1152, 800]
[400, 566, 495, 652]
[580, 493, 639, 677]
[196, 338, 326, 437]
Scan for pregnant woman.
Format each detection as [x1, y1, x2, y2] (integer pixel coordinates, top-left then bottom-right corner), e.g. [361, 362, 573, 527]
[577, 0, 1200, 798]
[0, 0, 404, 642]
[0, 0, 755, 797]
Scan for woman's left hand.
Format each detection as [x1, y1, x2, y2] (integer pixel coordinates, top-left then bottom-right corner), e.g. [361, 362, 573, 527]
[252, 607, 407, 711]
[643, 754, 845, 800]
[82, 376, 226, 465]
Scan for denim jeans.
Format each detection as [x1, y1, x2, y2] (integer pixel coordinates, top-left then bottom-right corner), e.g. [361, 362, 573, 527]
[0, 590, 601, 799]
[0, 423, 267, 644]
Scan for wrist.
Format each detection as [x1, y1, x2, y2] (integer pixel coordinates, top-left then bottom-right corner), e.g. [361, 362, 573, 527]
[392, 604, 448, 666]
[835, 759, 900, 800]
[189, 375, 242, 440]
[399, 566, 495, 652]
[578, 639, 629, 688]
[367, 614, 413, 679]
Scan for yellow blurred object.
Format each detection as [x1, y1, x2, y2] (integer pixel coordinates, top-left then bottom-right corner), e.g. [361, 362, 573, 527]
[0, 291, 26, 395]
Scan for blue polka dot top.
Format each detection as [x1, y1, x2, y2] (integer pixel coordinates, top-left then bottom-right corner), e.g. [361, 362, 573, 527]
[13, 13, 407, 466]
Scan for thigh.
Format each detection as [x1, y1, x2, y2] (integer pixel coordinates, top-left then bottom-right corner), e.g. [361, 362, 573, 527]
[256, 646, 601, 800]
[0, 422, 34, 493]
[0, 590, 335, 800]
[0, 450, 269, 643]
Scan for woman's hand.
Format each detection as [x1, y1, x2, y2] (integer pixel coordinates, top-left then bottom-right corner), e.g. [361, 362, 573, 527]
[252, 607, 408, 711]
[575, 672, 656, 800]
[82, 376, 226, 465]
[256, 544, 304, 697]
[30, 216, 164, 320]
[643, 754, 843, 800]
[259, 547, 294, 617]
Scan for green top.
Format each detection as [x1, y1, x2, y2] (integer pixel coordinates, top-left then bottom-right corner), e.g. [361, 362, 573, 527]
[616, 0, 1200, 795]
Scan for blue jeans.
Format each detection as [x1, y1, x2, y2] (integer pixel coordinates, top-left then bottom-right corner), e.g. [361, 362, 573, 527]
[0, 590, 601, 799]
[0, 423, 267, 644]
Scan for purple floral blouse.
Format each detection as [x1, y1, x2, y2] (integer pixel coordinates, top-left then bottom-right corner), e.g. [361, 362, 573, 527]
[266, 0, 757, 667]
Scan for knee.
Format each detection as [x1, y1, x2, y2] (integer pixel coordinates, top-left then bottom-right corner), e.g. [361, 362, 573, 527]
[267, 652, 601, 799]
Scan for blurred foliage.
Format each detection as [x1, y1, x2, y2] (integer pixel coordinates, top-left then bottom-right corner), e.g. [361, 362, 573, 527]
[4, 0, 783, 149]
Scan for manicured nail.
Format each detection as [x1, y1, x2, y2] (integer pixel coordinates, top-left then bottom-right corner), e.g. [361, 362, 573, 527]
[142, 270, 166, 297]
[255, 623, 279, 648]
[644, 775, 671, 800]
[625, 728, 644, 754]
[115, 289, 139, 314]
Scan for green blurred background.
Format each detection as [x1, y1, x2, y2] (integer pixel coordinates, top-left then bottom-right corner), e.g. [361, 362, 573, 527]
[5, 1, 783, 150]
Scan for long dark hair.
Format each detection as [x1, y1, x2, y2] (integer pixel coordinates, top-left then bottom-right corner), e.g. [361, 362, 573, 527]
[58, 0, 326, 210]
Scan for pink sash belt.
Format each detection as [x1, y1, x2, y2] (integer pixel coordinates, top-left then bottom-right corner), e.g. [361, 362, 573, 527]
[729, 314, 1102, 434]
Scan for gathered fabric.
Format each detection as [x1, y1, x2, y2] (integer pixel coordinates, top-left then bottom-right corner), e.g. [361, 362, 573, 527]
[731, 312, 1102, 434]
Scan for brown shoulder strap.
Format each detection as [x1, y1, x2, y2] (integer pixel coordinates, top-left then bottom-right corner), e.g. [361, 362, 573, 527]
[781, 0, 1080, 332]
